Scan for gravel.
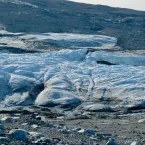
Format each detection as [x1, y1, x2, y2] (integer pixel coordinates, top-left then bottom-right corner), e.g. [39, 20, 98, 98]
[0, 106, 143, 144]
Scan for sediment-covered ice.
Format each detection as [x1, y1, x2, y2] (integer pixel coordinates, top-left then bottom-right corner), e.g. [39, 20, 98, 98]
[19, 33, 117, 49]
[1, 48, 145, 110]
[0, 31, 117, 51]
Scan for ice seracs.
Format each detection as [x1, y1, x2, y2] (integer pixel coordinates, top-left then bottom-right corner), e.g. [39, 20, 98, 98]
[0, 32, 145, 111]
[87, 51, 145, 66]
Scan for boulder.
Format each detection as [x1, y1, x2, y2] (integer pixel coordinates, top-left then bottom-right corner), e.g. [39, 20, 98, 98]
[21, 123, 28, 126]
[77, 129, 85, 133]
[130, 141, 141, 145]
[34, 137, 51, 144]
[1, 117, 13, 123]
[85, 129, 96, 135]
[138, 119, 145, 123]
[9, 129, 29, 141]
[0, 124, 4, 130]
[0, 129, 4, 136]
[72, 128, 82, 132]
[31, 124, 39, 129]
[59, 129, 70, 134]
[29, 132, 44, 139]
[0, 137, 11, 143]
[35, 116, 46, 122]
[106, 139, 119, 145]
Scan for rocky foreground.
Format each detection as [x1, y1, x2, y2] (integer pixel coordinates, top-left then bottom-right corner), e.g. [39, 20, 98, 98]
[0, 106, 143, 145]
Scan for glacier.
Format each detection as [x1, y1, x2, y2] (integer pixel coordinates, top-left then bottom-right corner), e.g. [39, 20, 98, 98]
[0, 31, 145, 112]
[0, 31, 117, 51]
[0, 46, 145, 110]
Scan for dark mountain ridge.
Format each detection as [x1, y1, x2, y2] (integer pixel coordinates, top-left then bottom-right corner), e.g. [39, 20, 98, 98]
[0, 0, 145, 50]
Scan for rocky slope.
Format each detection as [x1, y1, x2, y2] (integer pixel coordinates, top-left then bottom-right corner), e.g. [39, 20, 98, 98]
[0, 0, 145, 50]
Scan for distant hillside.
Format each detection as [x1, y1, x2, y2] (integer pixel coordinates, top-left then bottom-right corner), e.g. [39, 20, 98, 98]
[0, 0, 145, 50]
